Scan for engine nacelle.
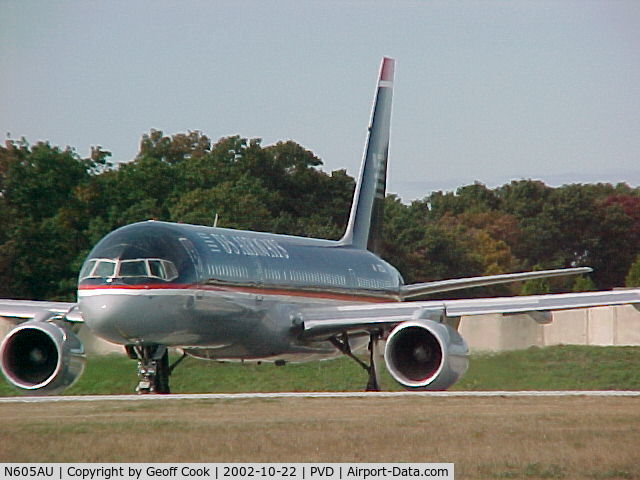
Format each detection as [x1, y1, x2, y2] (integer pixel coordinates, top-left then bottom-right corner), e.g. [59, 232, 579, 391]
[384, 319, 468, 390]
[0, 320, 86, 395]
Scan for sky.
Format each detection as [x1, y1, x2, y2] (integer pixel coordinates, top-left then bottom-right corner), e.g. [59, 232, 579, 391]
[1, 0, 639, 202]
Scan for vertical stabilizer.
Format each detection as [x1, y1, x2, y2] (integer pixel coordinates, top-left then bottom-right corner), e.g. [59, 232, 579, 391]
[340, 57, 395, 253]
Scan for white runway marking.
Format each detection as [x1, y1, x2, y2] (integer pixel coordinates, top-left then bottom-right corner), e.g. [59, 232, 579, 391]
[1, 390, 640, 403]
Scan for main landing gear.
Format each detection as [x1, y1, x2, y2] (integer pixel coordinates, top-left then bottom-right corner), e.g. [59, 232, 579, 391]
[330, 331, 382, 391]
[125, 345, 187, 394]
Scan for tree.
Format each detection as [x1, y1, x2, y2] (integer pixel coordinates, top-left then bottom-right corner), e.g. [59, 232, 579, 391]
[496, 179, 551, 219]
[0, 140, 103, 299]
[5, 131, 640, 301]
[572, 275, 597, 292]
[625, 255, 640, 287]
[170, 178, 274, 231]
[138, 129, 211, 165]
[1, 140, 90, 221]
[520, 277, 551, 295]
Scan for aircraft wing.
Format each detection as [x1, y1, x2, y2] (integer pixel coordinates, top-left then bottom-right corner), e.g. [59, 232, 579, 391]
[299, 288, 640, 340]
[399, 267, 592, 299]
[0, 299, 82, 323]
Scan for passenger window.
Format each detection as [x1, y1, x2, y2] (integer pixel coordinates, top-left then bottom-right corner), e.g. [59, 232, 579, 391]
[118, 260, 148, 277]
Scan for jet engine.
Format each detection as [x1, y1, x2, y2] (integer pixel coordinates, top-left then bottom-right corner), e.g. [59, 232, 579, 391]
[0, 320, 85, 394]
[384, 319, 468, 390]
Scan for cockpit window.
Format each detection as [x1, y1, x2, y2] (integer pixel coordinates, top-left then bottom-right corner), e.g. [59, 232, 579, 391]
[118, 260, 148, 277]
[148, 260, 165, 278]
[81, 258, 178, 281]
[147, 259, 179, 280]
[164, 261, 179, 280]
[79, 259, 97, 279]
[93, 260, 117, 277]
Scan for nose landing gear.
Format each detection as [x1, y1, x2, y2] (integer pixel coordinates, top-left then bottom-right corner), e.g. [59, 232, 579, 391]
[125, 344, 186, 394]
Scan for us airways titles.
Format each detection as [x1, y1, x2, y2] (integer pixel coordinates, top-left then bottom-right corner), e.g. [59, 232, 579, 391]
[198, 233, 290, 258]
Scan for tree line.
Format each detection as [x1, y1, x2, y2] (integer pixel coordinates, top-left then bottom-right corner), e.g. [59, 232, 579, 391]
[2, 131, 640, 301]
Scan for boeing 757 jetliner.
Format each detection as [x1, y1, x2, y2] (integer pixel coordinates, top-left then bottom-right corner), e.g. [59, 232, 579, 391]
[2, 58, 640, 394]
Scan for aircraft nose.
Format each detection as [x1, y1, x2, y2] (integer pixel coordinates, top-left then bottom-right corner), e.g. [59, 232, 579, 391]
[79, 287, 194, 345]
[79, 292, 132, 344]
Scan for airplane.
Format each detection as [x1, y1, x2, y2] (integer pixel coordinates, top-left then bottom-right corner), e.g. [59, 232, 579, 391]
[2, 57, 640, 395]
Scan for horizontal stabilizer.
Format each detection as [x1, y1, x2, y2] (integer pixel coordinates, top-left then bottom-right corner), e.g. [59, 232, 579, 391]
[400, 267, 593, 299]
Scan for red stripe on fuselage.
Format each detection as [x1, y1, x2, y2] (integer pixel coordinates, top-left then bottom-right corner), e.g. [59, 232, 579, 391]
[77, 283, 398, 303]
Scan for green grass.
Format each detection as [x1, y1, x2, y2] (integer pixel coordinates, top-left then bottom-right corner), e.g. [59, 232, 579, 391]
[455, 345, 640, 391]
[1, 345, 639, 396]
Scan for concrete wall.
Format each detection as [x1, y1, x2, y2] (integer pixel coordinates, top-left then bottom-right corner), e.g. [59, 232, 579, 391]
[457, 313, 544, 352]
[459, 304, 640, 352]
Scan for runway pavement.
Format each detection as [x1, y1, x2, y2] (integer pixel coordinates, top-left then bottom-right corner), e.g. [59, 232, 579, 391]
[1, 390, 640, 403]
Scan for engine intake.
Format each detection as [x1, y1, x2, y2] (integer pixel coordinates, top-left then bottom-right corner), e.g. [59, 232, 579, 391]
[1, 321, 86, 394]
[384, 319, 468, 390]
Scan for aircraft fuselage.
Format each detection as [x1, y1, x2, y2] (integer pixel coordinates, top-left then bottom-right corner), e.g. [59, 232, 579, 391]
[78, 221, 403, 360]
